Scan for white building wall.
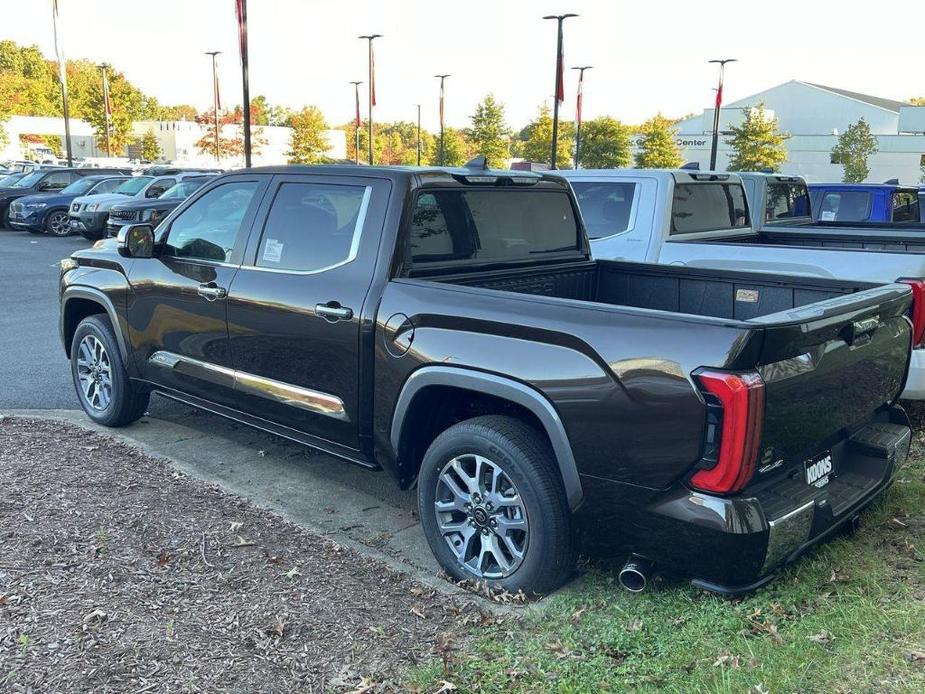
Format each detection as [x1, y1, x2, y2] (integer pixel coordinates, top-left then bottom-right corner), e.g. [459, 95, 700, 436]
[669, 81, 925, 184]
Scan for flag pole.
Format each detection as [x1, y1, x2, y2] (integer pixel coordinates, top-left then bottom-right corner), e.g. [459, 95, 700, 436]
[708, 58, 736, 171]
[571, 65, 592, 168]
[51, 0, 72, 166]
[543, 13, 578, 170]
[350, 81, 363, 165]
[358, 34, 382, 166]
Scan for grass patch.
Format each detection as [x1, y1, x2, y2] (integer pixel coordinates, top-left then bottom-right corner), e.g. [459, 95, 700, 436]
[410, 403, 925, 693]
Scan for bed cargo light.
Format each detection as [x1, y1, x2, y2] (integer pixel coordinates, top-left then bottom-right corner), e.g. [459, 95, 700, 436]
[690, 370, 765, 494]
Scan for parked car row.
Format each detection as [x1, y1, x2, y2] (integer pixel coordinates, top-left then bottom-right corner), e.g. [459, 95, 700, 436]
[0, 166, 219, 237]
[59, 160, 916, 597]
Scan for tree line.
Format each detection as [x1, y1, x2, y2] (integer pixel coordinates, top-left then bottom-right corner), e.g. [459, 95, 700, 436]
[0, 39, 909, 181]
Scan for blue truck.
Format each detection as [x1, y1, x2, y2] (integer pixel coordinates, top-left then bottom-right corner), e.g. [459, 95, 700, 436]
[808, 183, 923, 224]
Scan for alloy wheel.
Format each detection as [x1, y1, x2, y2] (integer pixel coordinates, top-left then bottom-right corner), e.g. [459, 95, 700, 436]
[76, 335, 112, 411]
[48, 211, 70, 236]
[434, 453, 529, 579]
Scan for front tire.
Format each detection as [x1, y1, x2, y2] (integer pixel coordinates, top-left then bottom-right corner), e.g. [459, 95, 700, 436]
[71, 315, 149, 427]
[418, 415, 576, 594]
[45, 209, 71, 236]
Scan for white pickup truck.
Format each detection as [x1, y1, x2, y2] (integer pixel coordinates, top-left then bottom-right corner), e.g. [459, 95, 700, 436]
[558, 169, 925, 398]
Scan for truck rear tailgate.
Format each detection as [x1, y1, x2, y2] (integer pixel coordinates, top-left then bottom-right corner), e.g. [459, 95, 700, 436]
[748, 283, 912, 470]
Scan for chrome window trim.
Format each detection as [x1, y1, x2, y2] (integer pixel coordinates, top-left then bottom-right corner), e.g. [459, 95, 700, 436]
[242, 184, 373, 276]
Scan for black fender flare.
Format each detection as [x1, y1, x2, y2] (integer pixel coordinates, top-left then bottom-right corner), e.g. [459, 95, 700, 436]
[390, 365, 583, 510]
[60, 286, 130, 363]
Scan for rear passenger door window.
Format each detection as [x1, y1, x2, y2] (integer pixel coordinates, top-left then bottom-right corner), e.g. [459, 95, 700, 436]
[40, 172, 75, 190]
[254, 182, 371, 273]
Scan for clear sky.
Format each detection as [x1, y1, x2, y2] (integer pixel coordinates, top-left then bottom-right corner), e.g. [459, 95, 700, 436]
[2, 0, 923, 131]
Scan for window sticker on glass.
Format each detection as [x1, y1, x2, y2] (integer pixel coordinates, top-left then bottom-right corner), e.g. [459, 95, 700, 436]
[263, 238, 284, 263]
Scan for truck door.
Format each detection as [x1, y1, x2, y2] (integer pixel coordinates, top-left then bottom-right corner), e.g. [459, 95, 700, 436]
[127, 176, 268, 406]
[224, 174, 391, 451]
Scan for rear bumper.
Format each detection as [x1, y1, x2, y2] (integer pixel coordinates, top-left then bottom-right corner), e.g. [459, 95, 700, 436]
[577, 407, 911, 593]
[900, 348, 925, 399]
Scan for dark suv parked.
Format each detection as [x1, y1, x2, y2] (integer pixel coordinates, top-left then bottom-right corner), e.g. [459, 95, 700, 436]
[106, 175, 217, 236]
[0, 167, 129, 229]
[8, 174, 128, 235]
[59, 165, 913, 595]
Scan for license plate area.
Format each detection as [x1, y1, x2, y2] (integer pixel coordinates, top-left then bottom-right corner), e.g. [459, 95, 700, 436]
[805, 450, 834, 488]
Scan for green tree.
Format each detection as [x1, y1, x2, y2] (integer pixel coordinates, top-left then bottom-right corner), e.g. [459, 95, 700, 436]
[634, 114, 683, 169]
[428, 127, 471, 166]
[287, 106, 329, 164]
[138, 129, 161, 161]
[726, 103, 789, 172]
[577, 116, 632, 169]
[468, 94, 511, 168]
[520, 104, 573, 168]
[909, 96, 925, 106]
[831, 118, 879, 183]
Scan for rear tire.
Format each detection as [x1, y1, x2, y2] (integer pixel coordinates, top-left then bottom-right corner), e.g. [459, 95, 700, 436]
[45, 209, 71, 236]
[417, 415, 576, 594]
[71, 315, 149, 427]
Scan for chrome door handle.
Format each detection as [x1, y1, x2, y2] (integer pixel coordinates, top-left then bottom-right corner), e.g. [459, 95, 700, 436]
[315, 303, 353, 321]
[197, 283, 227, 301]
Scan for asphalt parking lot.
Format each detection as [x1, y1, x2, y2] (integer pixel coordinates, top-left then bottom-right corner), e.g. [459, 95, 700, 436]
[0, 228, 435, 578]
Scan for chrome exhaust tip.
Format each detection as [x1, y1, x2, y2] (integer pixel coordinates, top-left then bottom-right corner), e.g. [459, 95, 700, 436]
[619, 556, 653, 593]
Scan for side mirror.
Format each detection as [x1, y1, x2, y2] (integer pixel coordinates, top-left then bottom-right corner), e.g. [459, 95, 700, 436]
[117, 223, 155, 258]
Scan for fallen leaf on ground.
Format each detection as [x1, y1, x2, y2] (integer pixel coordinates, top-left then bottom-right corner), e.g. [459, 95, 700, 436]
[905, 650, 925, 663]
[713, 652, 741, 668]
[434, 681, 457, 693]
[570, 607, 587, 625]
[627, 617, 644, 632]
[808, 630, 834, 646]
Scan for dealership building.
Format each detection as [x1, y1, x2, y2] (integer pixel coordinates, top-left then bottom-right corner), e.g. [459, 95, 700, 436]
[0, 115, 346, 167]
[656, 80, 925, 184]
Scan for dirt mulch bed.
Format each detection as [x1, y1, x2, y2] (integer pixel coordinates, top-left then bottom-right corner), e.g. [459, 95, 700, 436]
[0, 417, 475, 693]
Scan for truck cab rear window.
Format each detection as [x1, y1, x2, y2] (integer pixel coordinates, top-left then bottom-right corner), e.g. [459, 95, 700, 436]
[570, 182, 637, 239]
[409, 190, 581, 266]
[670, 183, 750, 235]
[766, 182, 810, 221]
[818, 191, 871, 222]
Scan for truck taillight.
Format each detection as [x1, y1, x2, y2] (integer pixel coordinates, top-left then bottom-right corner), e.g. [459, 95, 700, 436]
[898, 279, 925, 348]
[690, 370, 765, 495]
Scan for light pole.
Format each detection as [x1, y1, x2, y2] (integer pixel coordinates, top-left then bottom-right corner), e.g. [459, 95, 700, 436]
[205, 51, 222, 163]
[51, 2, 72, 165]
[350, 81, 363, 165]
[542, 13, 578, 169]
[358, 34, 382, 165]
[708, 58, 736, 171]
[235, 0, 252, 167]
[96, 63, 112, 157]
[414, 103, 421, 166]
[434, 74, 450, 165]
[571, 65, 592, 168]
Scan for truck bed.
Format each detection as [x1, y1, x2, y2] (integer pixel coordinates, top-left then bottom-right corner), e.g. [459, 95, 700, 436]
[442, 259, 890, 323]
[425, 259, 912, 471]
[753, 228, 925, 253]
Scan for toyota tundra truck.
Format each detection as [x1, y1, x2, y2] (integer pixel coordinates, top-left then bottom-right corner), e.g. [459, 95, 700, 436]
[59, 163, 913, 595]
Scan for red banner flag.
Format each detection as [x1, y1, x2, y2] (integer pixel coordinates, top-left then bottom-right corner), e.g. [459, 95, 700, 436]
[370, 43, 377, 107]
[103, 77, 112, 116]
[439, 80, 445, 131]
[715, 82, 723, 110]
[556, 39, 565, 103]
[575, 71, 583, 125]
[234, 0, 247, 65]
